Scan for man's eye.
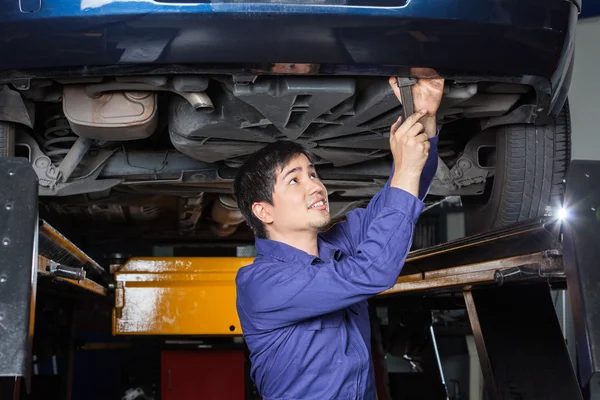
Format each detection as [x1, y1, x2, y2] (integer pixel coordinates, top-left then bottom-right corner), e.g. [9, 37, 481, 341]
[310, 173, 317, 179]
[289, 178, 297, 185]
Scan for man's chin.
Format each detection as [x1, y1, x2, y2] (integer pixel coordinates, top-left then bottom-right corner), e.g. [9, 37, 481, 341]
[310, 215, 332, 231]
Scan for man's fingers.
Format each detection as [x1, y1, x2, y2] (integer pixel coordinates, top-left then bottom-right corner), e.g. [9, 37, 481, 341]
[390, 109, 426, 141]
[423, 141, 431, 156]
[409, 67, 440, 79]
[416, 132, 429, 142]
[401, 109, 427, 130]
[405, 121, 426, 138]
[423, 138, 431, 151]
[390, 116, 403, 136]
[388, 76, 402, 104]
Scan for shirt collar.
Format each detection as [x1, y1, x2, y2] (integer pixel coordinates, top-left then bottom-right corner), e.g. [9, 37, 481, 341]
[255, 237, 342, 265]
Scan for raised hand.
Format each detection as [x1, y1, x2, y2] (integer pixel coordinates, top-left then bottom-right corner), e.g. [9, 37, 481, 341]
[388, 109, 431, 197]
[389, 68, 445, 138]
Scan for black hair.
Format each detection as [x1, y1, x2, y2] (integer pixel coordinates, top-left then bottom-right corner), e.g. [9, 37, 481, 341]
[233, 140, 313, 239]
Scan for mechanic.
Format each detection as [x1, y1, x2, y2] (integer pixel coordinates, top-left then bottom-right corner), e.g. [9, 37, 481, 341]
[233, 74, 444, 400]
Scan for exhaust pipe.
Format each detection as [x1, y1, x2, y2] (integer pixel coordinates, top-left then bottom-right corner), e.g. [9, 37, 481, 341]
[210, 195, 245, 237]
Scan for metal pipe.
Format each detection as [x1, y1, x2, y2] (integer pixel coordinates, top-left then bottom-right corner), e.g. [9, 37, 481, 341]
[99, 151, 215, 179]
[177, 92, 214, 111]
[58, 136, 93, 182]
[210, 195, 245, 237]
[83, 82, 214, 110]
[49, 261, 86, 282]
[429, 325, 449, 399]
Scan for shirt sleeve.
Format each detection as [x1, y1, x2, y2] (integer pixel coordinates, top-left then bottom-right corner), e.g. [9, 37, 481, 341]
[236, 188, 423, 330]
[319, 134, 439, 256]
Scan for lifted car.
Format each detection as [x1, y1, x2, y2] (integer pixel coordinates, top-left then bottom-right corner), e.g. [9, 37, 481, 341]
[0, 0, 578, 249]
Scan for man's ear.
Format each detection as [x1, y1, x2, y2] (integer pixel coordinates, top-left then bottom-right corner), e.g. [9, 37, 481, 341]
[251, 201, 274, 225]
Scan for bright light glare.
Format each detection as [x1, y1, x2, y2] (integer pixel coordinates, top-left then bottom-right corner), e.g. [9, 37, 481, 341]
[558, 207, 569, 220]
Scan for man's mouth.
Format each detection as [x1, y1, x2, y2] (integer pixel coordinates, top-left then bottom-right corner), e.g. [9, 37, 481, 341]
[308, 199, 328, 211]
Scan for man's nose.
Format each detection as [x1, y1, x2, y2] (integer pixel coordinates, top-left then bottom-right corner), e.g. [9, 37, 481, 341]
[307, 179, 323, 195]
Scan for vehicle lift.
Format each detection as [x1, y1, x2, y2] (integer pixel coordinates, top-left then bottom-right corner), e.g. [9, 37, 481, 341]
[1, 154, 600, 400]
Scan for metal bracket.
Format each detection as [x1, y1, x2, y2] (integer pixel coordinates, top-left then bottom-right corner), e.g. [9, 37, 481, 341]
[0, 158, 38, 391]
[16, 131, 122, 196]
[449, 130, 496, 187]
[0, 85, 35, 128]
[232, 74, 259, 85]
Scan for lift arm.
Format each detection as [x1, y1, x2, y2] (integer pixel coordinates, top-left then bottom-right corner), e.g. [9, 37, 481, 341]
[3, 155, 600, 400]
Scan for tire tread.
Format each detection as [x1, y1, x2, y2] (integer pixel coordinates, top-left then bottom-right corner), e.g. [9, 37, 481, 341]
[493, 105, 570, 229]
[464, 101, 571, 234]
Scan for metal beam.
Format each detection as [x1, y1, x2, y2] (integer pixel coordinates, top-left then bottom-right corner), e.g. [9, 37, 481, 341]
[400, 216, 560, 275]
[563, 160, 600, 393]
[0, 158, 38, 396]
[381, 251, 564, 296]
[38, 220, 107, 282]
[464, 284, 582, 400]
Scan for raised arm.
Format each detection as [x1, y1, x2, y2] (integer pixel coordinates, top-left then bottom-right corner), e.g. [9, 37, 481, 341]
[320, 130, 437, 257]
[236, 184, 423, 330]
[320, 74, 444, 255]
[237, 108, 438, 330]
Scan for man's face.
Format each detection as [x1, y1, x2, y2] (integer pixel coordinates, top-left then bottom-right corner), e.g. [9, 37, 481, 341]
[262, 153, 331, 236]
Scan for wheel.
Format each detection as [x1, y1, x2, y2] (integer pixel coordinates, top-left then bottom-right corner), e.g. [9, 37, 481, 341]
[463, 102, 571, 235]
[0, 121, 15, 157]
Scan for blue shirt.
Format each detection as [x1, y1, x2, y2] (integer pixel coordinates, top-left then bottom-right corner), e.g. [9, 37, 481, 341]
[236, 136, 439, 400]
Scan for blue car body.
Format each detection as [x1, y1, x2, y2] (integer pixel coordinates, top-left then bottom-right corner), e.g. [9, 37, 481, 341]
[0, 0, 579, 119]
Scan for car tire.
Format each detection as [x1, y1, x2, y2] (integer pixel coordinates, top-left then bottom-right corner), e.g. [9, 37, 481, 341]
[0, 121, 15, 157]
[463, 102, 571, 235]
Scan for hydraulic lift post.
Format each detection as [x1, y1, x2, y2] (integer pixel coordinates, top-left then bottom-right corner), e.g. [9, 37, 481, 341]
[2, 156, 600, 399]
[0, 158, 38, 398]
[563, 160, 600, 397]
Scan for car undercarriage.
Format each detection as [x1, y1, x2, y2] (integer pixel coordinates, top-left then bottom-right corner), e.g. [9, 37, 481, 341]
[0, 71, 569, 247]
